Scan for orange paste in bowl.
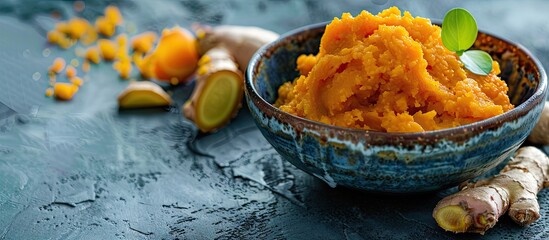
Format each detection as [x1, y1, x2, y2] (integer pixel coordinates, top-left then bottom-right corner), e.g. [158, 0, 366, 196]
[274, 7, 514, 132]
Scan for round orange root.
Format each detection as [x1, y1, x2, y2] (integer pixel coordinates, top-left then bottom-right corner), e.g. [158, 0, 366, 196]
[151, 27, 198, 83]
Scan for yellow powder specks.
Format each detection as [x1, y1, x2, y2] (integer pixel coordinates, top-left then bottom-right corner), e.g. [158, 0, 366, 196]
[49, 57, 66, 74]
[98, 39, 118, 61]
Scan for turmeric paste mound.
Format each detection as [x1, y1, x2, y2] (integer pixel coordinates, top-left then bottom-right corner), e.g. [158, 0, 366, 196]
[275, 7, 514, 132]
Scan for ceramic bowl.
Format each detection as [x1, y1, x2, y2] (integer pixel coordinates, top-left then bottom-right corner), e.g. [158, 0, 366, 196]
[245, 22, 547, 193]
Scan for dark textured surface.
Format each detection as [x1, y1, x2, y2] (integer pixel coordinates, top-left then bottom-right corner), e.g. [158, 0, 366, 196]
[1, 0, 549, 239]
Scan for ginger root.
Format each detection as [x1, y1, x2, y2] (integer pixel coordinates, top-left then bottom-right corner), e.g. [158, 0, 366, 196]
[194, 24, 279, 72]
[183, 46, 243, 132]
[528, 102, 549, 145]
[433, 146, 549, 234]
[117, 81, 172, 109]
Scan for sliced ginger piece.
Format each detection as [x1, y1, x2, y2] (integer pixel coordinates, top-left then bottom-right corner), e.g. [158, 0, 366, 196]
[433, 205, 473, 233]
[183, 46, 243, 132]
[118, 81, 172, 109]
[191, 72, 242, 131]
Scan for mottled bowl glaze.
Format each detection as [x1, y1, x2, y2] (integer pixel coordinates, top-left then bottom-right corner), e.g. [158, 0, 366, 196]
[245, 22, 547, 193]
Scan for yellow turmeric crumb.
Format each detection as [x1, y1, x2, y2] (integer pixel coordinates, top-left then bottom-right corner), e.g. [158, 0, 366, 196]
[49, 57, 66, 74]
[65, 65, 77, 78]
[117, 49, 129, 63]
[195, 29, 206, 39]
[197, 65, 208, 76]
[98, 39, 118, 61]
[55, 22, 70, 34]
[70, 76, 84, 86]
[95, 16, 116, 37]
[47, 31, 64, 44]
[170, 77, 179, 85]
[54, 82, 79, 101]
[82, 60, 91, 73]
[135, 53, 154, 79]
[85, 47, 101, 64]
[66, 18, 91, 40]
[132, 52, 142, 64]
[113, 58, 132, 79]
[115, 34, 129, 60]
[45, 87, 54, 97]
[58, 36, 75, 49]
[105, 5, 123, 25]
[116, 33, 128, 47]
[80, 26, 98, 46]
[131, 31, 158, 53]
[197, 55, 211, 65]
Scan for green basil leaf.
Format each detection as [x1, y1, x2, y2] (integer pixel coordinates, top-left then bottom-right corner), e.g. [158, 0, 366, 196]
[460, 50, 493, 75]
[442, 8, 478, 53]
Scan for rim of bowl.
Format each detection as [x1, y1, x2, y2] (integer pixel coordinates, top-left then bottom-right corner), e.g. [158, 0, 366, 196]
[246, 21, 548, 140]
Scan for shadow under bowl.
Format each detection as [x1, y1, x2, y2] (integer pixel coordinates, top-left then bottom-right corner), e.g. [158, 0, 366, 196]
[245, 22, 548, 193]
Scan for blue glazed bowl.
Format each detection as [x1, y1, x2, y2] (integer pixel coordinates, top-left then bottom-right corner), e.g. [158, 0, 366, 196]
[245, 22, 548, 193]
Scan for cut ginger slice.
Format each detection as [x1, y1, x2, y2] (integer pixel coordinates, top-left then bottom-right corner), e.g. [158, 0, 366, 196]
[117, 81, 172, 109]
[183, 46, 243, 132]
[193, 71, 242, 131]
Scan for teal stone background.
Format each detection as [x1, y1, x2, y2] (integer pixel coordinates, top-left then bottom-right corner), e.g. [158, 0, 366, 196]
[1, 0, 549, 239]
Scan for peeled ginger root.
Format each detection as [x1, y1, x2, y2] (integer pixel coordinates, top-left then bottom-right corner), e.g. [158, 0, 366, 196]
[194, 24, 279, 72]
[118, 81, 172, 109]
[183, 46, 243, 132]
[433, 146, 549, 234]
